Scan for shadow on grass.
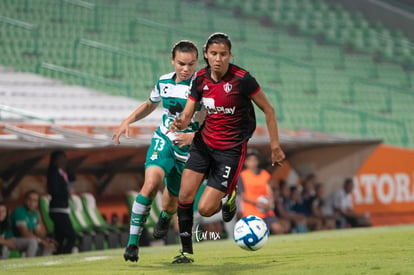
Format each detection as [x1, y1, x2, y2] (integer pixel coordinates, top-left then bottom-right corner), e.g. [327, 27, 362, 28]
[128, 256, 285, 274]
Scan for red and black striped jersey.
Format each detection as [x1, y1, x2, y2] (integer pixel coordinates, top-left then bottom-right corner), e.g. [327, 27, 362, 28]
[189, 64, 260, 150]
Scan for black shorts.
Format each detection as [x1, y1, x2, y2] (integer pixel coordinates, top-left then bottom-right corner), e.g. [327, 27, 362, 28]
[185, 132, 247, 195]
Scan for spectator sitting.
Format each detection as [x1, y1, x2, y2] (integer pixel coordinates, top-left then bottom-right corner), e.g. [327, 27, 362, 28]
[289, 186, 305, 214]
[238, 151, 285, 235]
[290, 185, 322, 231]
[329, 178, 371, 228]
[9, 190, 57, 257]
[310, 184, 336, 230]
[301, 174, 324, 231]
[274, 180, 306, 233]
[1, 201, 39, 259]
[301, 174, 316, 217]
[0, 201, 17, 259]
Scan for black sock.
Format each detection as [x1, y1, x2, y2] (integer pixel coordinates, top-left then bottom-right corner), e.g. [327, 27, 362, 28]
[177, 201, 194, 254]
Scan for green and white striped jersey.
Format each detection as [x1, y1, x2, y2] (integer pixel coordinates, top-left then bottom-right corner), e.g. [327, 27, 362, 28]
[149, 72, 202, 156]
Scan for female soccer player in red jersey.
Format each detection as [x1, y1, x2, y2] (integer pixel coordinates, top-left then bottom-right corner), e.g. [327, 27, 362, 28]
[169, 33, 285, 263]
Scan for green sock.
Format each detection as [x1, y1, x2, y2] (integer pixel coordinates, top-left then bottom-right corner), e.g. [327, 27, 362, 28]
[161, 210, 175, 220]
[127, 194, 152, 246]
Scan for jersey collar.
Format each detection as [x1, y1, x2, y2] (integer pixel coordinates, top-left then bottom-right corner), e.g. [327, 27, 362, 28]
[206, 64, 233, 84]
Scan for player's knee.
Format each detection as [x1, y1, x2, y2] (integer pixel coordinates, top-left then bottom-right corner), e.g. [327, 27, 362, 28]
[178, 189, 194, 203]
[198, 204, 218, 217]
[141, 180, 160, 198]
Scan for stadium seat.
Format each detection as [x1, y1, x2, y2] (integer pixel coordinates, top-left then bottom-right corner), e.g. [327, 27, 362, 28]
[80, 192, 128, 248]
[70, 194, 105, 250]
[39, 194, 93, 252]
[39, 195, 54, 235]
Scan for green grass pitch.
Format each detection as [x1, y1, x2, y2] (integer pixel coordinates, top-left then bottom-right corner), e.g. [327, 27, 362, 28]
[1, 225, 413, 275]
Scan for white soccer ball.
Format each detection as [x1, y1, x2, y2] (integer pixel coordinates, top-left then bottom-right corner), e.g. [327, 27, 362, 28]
[233, 215, 269, 251]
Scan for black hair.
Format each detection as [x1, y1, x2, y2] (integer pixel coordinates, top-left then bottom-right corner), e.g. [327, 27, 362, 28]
[24, 189, 39, 200]
[290, 185, 298, 192]
[203, 32, 232, 65]
[171, 40, 198, 59]
[48, 150, 66, 169]
[344, 177, 353, 187]
[246, 149, 260, 159]
[344, 178, 353, 185]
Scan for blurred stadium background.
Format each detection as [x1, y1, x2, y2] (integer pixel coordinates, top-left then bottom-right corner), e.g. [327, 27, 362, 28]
[1, 0, 414, 240]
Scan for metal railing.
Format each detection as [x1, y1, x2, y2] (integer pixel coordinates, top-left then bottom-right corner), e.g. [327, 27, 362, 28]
[262, 86, 284, 122]
[319, 104, 408, 146]
[72, 38, 159, 81]
[0, 15, 39, 56]
[241, 47, 318, 94]
[0, 104, 54, 123]
[35, 62, 131, 96]
[346, 77, 414, 113]
[57, 0, 99, 32]
[128, 16, 246, 46]
[128, 17, 205, 47]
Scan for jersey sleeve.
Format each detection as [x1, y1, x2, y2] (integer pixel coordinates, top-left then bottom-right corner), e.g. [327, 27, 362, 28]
[189, 76, 202, 102]
[149, 82, 161, 103]
[241, 72, 260, 98]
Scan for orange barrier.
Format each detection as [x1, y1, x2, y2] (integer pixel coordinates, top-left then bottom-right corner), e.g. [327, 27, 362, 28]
[97, 199, 130, 225]
[354, 145, 414, 225]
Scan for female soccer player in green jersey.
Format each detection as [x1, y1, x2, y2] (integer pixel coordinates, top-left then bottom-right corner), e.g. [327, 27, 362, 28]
[112, 40, 201, 263]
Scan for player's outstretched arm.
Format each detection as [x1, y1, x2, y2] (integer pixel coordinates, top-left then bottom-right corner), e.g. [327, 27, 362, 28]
[112, 99, 159, 144]
[169, 99, 198, 132]
[251, 89, 285, 166]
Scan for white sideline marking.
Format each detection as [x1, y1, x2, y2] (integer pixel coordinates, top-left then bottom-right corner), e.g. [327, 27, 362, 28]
[1, 255, 111, 270]
[84, 256, 111, 262]
[44, 260, 64, 266]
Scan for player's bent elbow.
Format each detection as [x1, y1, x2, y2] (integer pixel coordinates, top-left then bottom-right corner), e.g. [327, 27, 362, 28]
[264, 105, 276, 117]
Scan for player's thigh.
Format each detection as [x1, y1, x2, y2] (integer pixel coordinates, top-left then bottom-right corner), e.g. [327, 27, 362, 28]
[143, 136, 174, 196]
[178, 168, 205, 203]
[145, 135, 175, 173]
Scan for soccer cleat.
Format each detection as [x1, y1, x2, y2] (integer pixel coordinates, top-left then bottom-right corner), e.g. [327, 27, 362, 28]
[153, 214, 171, 239]
[171, 251, 194, 264]
[123, 244, 139, 262]
[222, 187, 237, 222]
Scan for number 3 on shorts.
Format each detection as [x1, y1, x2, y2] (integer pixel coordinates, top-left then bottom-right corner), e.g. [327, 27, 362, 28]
[154, 138, 165, 151]
[223, 165, 231, 179]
